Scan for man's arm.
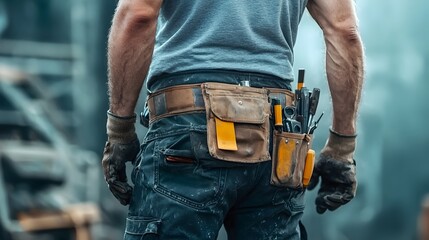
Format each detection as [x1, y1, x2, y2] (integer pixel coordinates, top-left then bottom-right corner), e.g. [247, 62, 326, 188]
[306, 0, 364, 214]
[108, 0, 163, 116]
[101, 0, 162, 205]
[307, 0, 364, 135]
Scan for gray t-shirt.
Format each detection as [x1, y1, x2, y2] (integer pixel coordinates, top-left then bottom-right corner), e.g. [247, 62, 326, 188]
[147, 0, 308, 86]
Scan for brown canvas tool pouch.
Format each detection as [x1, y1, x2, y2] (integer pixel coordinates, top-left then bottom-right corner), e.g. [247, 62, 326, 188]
[271, 131, 312, 188]
[201, 82, 271, 163]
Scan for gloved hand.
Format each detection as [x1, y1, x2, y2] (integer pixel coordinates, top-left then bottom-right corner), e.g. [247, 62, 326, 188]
[102, 111, 140, 205]
[307, 129, 357, 214]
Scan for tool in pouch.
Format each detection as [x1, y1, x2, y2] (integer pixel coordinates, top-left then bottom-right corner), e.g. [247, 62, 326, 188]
[271, 69, 324, 188]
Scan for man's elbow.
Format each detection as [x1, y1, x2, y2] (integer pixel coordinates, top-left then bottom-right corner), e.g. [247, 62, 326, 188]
[323, 20, 362, 44]
[114, 1, 159, 30]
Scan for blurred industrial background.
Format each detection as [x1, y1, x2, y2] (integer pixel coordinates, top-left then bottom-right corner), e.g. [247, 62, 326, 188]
[0, 0, 427, 240]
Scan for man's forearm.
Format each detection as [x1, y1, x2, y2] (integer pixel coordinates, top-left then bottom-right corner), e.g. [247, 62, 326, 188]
[107, 1, 160, 116]
[324, 28, 364, 135]
[307, 0, 365, 135]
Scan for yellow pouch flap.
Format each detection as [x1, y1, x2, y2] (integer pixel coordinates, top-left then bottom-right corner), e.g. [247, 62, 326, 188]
[215, 117, 238, 151]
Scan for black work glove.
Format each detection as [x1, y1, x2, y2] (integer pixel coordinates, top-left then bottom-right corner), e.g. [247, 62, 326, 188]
[102, 111, 140, 206]
[307, 129, 357, 214]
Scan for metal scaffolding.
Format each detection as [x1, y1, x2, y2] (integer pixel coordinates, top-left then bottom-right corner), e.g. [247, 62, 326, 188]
[0, 0, 113, 153]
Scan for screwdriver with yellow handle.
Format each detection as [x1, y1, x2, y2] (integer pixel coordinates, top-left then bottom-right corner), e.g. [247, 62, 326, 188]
[297, 68, 305, 90]
[272, 98, 284, 132]
[302, 149, 315, 187]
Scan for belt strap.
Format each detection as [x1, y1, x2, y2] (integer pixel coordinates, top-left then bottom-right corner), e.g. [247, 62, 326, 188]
[147, 83, 295, 123]
[147, 84, 205, 123]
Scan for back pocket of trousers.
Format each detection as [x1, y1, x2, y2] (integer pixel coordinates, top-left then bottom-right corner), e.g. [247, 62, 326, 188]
[153, 133, 225, 209]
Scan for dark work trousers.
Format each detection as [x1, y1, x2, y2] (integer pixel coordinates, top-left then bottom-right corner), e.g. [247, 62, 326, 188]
[124, 71, 305, 240]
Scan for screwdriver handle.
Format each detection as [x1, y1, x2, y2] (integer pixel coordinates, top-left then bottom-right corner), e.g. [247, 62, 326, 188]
[272, 99, 283, 131]
[302, 149, 315, 187]
[297, 69, 305, 90]
[309, 88, 320, 116]
[300, 87, 310, 133]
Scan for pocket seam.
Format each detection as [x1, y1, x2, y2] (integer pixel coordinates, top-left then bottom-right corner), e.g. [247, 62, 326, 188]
[125, 217, 161, 235]
[131, 143, 149, 185]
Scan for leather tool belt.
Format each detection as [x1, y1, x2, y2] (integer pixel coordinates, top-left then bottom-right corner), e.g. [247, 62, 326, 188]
[147, 83, 294, 123]
[146, 82, 313, 188]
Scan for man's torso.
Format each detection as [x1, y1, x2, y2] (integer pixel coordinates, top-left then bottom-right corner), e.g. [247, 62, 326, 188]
[147, 0, 308, 90]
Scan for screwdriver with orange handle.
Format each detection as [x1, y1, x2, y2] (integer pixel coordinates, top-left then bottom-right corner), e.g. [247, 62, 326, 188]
[272, 98, 286, 132]
[303, 149, 315, 187]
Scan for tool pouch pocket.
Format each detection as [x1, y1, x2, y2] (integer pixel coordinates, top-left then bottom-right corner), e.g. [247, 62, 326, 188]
[271, 131, 312, 188]
[201, 82, 271, 163]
